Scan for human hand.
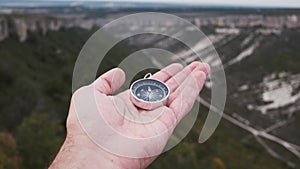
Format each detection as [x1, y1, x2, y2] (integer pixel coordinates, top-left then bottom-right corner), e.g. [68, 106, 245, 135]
[49, 62, 210, 169]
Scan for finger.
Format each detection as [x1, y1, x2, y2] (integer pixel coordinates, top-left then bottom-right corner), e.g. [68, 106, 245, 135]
[166, 61, 210, 93]
[168, 70, 207, 121]
[150, 63, 183, 82]
[93, 68, 126, 95]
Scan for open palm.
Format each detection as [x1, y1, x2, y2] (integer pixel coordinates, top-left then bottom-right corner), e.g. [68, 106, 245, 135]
[65, 62, 210, 169]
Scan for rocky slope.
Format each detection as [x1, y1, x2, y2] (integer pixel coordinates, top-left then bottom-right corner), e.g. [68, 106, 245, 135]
[0, 14, 103, 42]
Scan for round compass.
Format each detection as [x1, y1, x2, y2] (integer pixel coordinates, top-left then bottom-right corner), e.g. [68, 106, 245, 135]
[130, 73, 170, 110]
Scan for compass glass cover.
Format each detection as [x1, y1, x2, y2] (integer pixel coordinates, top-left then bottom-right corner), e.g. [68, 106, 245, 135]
[131, 79, 169, 102]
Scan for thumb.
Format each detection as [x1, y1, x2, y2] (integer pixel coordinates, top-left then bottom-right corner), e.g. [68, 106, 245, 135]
[93, 68, 126, 95]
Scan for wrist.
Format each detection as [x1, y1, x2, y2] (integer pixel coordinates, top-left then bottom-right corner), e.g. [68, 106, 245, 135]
[49, 135, 122, 169]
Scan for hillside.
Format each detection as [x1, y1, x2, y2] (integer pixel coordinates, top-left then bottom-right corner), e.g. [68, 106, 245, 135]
[0, 10, 300, 169]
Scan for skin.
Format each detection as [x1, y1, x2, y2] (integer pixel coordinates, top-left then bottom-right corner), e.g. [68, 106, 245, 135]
[49, 61, 210, 169]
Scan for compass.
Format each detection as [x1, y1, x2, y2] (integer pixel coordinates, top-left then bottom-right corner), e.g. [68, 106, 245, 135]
[130, 73, 170, 110]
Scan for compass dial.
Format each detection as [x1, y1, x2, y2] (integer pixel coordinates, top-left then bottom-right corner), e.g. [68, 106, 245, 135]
[130, 79, 169, 103]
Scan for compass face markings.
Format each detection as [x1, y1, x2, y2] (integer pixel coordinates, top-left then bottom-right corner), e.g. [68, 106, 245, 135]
[131, 79, 169, 103]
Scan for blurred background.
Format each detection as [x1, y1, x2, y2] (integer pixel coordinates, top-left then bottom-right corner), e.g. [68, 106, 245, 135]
[0, 0, 300, 169]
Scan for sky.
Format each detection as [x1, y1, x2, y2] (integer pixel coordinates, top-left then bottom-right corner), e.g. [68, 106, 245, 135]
[1, 0, 300, 8]
[58, 0, 300, 8]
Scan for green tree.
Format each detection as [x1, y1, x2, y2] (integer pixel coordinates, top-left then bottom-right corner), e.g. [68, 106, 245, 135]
[16, 113, 64, 169]
[0, 132, 21, 169]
